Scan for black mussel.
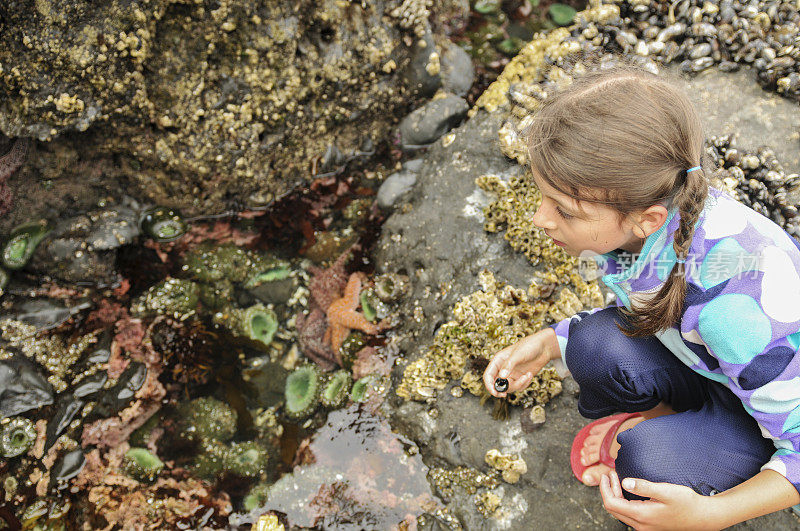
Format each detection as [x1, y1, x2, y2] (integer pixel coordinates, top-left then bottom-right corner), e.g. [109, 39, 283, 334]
[139, 206, 187, 243]
[494, 377, 509, 393]
[1, 220, 51, 270]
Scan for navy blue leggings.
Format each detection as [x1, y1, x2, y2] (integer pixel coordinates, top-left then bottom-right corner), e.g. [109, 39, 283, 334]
[565, 307, 775, 498]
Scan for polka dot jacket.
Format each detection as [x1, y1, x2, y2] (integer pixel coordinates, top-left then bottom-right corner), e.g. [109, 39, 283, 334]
[552, 186, 800, 493]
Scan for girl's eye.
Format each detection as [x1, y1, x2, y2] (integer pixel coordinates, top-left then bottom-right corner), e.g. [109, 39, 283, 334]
[556, 206, 573, 219]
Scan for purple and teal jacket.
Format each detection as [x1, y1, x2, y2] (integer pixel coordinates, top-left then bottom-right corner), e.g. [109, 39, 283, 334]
[552, 186, 800, 493]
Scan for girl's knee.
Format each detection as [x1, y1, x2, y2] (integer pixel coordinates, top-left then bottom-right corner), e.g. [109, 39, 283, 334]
[563, 307, 627, 380]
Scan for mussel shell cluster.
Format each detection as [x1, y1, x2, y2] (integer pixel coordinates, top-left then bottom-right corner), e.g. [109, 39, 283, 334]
[706, 134, 800, 235]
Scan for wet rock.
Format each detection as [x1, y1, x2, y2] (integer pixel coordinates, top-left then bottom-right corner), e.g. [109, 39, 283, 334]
[72, 372, 108, 399]
[0, 1, 457, 224]
[91, 362, 147, 418]
[439, 40, 475, 97]
[8, 297, 92, 331]
[49, 449, 86, 490]
[45, 397, 86, 451]
[401, 30, 442, 98]
[27, 206, 139, 285]
[399, 94, 469, 148]
[377, 170, 418, 209]
[403, 158, 425, 173]
[0, 353, 54, 417]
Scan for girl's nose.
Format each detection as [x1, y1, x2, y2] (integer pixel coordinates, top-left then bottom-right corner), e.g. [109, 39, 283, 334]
[532, 205, 557, 230]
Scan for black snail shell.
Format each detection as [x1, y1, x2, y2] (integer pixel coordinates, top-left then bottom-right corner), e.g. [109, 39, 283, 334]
[494, 377, 509, 393]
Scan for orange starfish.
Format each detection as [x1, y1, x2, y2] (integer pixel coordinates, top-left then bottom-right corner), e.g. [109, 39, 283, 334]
[324, 273, 383, 358]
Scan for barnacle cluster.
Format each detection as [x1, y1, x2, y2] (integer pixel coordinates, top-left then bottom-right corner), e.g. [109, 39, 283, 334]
[427, 465, 500, 497]
[389, 0, 433, 37]
[398, 270, 594, 404]
[484, 448, 527, 484]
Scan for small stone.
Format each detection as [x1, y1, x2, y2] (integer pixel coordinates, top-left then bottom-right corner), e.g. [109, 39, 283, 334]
[377, 170, 417, 209]
[439, 40, 474, 97]
[399, 94, 469, 148]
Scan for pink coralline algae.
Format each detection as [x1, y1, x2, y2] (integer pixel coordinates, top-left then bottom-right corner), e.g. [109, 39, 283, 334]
[74, 445, 232, 531]
[0, 138, 30, 216]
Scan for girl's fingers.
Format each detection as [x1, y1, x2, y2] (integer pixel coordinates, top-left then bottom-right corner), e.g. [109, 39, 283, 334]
[484, 349, 511, 395]
[508, 371, 533, 392]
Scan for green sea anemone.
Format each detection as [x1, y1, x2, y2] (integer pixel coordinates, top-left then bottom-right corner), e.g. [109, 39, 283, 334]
[130, 278, 200, 319]
[139, 206, 188, 243]
[214, 304, 279, 348]
[240, 305, 279, 346]
[224, 441, 271, 477]
[0, 417, 37, 458]
[243, 481, 271, 511]
[199, 279, 234, 310]
[124, 447, 165, 482]
[321, 370, 352, 409]
[350, 375, 377, 403]
[179, 397, 238, 442]
[284, 365, 321, 420]
[359, 290, 377, 322]
[243, 263, 292, 288]
[184, 242, 270, 283]
[1, 221, 51, 270]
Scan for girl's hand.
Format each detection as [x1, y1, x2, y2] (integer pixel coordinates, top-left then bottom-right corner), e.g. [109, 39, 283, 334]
[599, 471, 721, 531]
[483, 328, 560, 398]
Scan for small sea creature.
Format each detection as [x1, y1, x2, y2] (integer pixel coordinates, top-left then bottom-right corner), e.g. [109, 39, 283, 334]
[0, 417, 37, 458]
[307, 245, 356, 311]
[124, 447, 165, 482]
[284, 365, 321, 420]
[324, 273, 386, 355]
[321, 370, 352, 409]
[139, 206, 188, 242]
[1, 220, 51, 270]
[494, 378, 509, 393]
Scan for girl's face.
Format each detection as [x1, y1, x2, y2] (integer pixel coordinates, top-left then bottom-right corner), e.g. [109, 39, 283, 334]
[530, 173, 647, 256]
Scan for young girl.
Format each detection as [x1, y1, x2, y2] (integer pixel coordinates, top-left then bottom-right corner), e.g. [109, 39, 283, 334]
[482, 65, 800, 529]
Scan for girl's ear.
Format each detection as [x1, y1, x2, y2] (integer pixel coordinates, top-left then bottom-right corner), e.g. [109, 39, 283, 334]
[632, 204, 669, 239]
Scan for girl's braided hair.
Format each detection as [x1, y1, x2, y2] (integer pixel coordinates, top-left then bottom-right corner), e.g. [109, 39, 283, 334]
[524, 63, 710, 337]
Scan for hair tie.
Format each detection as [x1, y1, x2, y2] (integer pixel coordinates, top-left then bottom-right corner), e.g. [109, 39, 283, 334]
[686, 166, 702, 173]
[676, 257, 687, 264]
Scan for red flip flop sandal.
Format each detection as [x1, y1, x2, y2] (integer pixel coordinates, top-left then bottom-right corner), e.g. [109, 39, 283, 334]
[570, 412, 642, 483]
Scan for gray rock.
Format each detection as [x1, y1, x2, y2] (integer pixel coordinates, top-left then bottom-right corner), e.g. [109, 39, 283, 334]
[403, 158, 425, 173]
[377, 68, 800, 527]
[27, 206, 139, 285]
[399, 94, 469, 148]
[377, 170, 418, 209]
[401, 30, 442, 98]
[440, 40, 475, 97]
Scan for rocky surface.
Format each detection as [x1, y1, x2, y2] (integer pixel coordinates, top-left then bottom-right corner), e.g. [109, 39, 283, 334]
[0, 0, 468, 231]
[377, 64, 800, 529]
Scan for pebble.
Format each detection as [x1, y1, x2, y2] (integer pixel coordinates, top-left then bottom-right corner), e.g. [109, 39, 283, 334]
[377, 170, 418, 209]
[399, 94, 469, 148]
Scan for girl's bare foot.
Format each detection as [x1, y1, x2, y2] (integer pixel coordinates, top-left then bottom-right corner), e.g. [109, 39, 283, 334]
[579, 416, 646, 486]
